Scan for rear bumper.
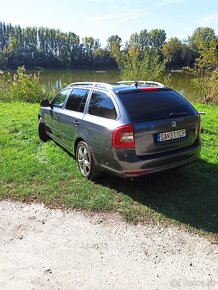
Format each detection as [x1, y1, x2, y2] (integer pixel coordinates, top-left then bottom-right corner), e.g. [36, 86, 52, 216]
[94, 141, 201, 178]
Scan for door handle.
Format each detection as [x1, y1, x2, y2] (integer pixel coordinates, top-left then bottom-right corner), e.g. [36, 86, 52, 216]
[74, 120, 80, 127]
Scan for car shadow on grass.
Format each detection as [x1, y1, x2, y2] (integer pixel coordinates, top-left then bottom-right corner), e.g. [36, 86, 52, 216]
[97, 160, 218, 234]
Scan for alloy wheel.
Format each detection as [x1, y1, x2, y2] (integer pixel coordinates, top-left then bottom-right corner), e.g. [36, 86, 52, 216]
[77, 143, 91, 177]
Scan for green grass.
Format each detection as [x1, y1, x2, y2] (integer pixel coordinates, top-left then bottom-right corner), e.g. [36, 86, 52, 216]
[0, 102, 217, 236]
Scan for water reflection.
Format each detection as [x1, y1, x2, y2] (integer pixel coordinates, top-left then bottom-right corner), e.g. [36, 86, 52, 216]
[38, 69, 200, 102]
[39, 70, 119, 90]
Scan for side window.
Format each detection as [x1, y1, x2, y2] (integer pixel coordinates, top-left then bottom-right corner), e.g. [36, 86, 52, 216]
[65, 88, 89, 112]
[88, 91, 117, 120]
[51, 88, 71, 108]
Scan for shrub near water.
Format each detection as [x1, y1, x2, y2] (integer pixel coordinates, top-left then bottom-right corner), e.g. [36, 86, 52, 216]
[0, 67, 48, 103]
[120, 48, 165, 81]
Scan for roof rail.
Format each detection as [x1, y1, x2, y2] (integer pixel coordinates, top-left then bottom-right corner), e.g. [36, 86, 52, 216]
[117, 80, 165, 88]
[68, 82, 114, 89]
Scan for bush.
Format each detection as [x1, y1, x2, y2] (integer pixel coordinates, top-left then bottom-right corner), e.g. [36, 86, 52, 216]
[191, 70, 218, 104]
[0, 67, 50, 103]
[188, 39, 218, 104]
[119, 48, 165, 81]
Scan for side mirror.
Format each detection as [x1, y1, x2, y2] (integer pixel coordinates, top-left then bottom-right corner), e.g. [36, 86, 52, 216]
[40, 99, 51, 107]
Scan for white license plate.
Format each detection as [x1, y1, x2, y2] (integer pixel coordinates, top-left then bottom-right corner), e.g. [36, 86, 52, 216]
[157, 129, 186, 142]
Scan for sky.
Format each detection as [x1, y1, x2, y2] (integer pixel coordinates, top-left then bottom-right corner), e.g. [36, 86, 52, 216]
[0, 0, 218, 47]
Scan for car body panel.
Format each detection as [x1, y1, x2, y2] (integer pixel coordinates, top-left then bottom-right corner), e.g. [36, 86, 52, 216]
[57, 109, 85, 151]
[42, 106, 61, 139]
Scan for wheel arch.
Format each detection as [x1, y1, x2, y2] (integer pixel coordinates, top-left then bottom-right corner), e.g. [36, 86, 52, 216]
[74, 138, 99, 166]
[74, 137, 85, 156]
[75, 139, 101, 179]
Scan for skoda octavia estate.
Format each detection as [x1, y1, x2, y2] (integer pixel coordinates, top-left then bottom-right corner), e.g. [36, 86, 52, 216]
[38, 81, 201, 179]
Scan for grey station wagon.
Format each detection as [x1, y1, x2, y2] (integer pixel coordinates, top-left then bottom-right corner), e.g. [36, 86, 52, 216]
[38, 81, 201, 179]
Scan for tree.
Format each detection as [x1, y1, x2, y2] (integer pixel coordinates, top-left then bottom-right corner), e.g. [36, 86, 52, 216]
[138, 29, 149, 51]
[129, 32, 139, 48]
[0, 20, 216, 75]
[188, 27, 216, 51]
[128, 29, 149, 52]
[162, 37, 197, 69]
[106, 35, 122, 59]
[0, 52, 7, 68]
[93, 48, 114, 68]
[148, 29, 166, 49]
[180, 44, 197, 67]
[162, 37, 183, 68]
[82, 37, 100, 64]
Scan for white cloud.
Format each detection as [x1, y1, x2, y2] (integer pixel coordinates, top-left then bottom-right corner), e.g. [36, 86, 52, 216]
[86, 8, 150, 24]
[154, 0, 187, 6]
[202, 13, 218, 22]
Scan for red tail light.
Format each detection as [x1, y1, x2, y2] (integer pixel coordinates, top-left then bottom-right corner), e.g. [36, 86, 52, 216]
[112, 124, 135, 149]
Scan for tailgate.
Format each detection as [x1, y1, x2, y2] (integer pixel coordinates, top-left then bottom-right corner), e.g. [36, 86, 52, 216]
[133, 115, 199, 156]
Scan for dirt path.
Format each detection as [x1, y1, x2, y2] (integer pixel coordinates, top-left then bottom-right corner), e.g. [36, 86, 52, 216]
[0, 201, 217, 290]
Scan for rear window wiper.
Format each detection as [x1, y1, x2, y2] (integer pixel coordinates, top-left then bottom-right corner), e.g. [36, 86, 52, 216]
[169, 112, 189, 118]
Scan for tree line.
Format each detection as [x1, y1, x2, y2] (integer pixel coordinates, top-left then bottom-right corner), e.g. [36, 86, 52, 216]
[0, 21, 217, 70]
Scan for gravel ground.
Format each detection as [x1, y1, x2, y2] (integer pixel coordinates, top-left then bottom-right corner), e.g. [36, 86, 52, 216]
[0, 201, 217, 290]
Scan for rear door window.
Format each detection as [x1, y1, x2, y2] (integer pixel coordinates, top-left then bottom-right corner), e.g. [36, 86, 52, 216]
[118, 90, 196, 122]
[51, 88, 72, 108]
[65, 88, 89, 112]
[88, 91, 117, 119]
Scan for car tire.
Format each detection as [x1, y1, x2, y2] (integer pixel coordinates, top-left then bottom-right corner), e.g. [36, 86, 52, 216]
[38, 117, 50, 142]
[76, 141, 100, 180]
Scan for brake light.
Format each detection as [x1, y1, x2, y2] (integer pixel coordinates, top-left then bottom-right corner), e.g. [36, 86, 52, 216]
[140, 88, 159, 92]
[112, 124, 135, 148]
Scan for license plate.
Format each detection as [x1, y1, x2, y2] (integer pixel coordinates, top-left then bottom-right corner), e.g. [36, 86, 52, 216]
[156, 129, 186, 142]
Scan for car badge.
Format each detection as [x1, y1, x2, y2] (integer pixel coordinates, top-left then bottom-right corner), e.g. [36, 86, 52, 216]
[172, 121, 176, 127]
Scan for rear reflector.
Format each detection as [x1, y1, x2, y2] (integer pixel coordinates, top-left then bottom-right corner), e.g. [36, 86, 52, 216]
[112, 124, 135, 149]
[124, 169, 149, 175]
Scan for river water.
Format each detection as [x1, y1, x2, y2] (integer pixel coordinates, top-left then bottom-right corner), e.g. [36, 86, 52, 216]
[39, 69, 200, 102]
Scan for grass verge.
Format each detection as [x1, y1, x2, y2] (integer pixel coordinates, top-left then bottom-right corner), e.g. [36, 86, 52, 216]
[0, 102, 217, 236]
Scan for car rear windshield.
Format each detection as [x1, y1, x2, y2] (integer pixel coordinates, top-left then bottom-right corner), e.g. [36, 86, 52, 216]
[118, 90, 196, 122]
